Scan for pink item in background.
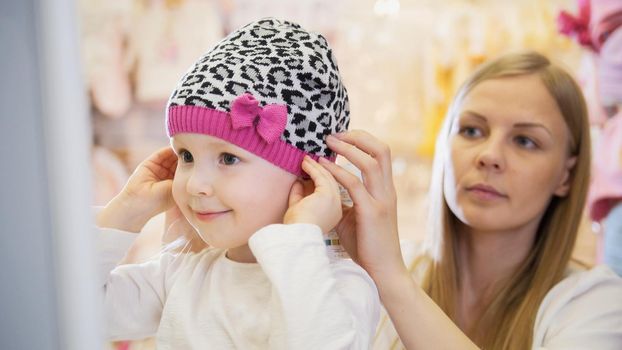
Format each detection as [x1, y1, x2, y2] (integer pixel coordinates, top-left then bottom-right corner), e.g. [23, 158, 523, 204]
[557, 0, 622, 52]
[590, 0, 622, 50]
[596, 28, 622, 105]
[587, 111, 622, 222]
[558, 0, 595, 49]
[577, 53, 609, 125]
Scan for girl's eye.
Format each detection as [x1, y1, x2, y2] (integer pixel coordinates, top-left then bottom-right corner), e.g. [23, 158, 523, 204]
[515, 136, 538, 149]
[220, 153, 240, 166]
[459, 126, 483, 138]
[179, 150, 193, 163]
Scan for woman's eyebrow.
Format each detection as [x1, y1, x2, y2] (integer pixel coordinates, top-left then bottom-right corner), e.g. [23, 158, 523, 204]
[461, 110, 554, 138]
[513, 123, 553, 137]
[460, 110, 487, 121]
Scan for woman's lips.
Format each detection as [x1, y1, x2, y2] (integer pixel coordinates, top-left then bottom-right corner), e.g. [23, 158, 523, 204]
[466, 184, 507, 201]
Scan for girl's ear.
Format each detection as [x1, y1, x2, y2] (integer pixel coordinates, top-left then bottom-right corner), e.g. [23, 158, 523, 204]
[553, 156, 577, 197]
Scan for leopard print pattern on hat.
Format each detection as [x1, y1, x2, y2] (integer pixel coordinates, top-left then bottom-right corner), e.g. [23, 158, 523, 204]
[167, 18, 349, 157]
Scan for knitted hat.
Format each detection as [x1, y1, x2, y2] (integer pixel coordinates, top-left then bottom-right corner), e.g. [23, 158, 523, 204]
[166, 18, 350, 176]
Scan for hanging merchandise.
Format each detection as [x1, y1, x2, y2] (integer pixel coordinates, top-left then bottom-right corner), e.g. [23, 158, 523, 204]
[558, 0, 622, 276]
[586, 27, 622, 223]
[79, 0, 133, 118]
[128, 0, 225, 104]
[590, 0, 622, 51]
[558, 0, 594, 49]
[91, 146, 129, 206]
[559, 0, 622, 223]
[224, 0, 341, 36]
[581, 53, 610, 126]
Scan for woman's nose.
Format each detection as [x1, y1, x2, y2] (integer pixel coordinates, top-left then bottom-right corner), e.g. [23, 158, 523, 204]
[475, 138, 505, 172]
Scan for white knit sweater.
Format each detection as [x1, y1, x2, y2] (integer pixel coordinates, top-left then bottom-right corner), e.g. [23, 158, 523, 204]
[99, 223, 380, 349]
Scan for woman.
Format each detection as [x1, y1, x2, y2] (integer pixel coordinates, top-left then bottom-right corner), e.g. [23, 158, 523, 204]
[320, 51, 622, 349]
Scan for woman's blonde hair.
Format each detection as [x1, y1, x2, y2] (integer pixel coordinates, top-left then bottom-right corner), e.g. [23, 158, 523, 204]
[418, 51, 591, 349]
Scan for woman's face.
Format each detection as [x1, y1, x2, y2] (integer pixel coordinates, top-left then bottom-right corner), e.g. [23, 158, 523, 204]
[443, 74, 576, 233]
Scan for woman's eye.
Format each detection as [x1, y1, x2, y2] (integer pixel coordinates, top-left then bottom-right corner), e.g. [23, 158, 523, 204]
[179, 150, 193, 163]
[515, 136, 538, 149]
[220, 153, 240, 165]
[459, 126, 482, 138]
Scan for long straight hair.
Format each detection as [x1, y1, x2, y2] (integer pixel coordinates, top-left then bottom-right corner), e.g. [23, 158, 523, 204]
[418, 51, 591, 349]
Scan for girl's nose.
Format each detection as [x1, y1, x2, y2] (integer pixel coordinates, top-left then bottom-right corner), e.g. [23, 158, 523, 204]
[186, 168, 215, 197]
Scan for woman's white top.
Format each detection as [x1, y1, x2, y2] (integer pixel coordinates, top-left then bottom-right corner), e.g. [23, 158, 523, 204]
[373, 241, 622, 349]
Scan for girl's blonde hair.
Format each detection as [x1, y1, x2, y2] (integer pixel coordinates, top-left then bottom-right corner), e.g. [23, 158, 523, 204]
[418, 51, 591, 349]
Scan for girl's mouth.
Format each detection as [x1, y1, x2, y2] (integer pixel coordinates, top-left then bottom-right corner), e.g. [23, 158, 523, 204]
[194, 210, 232, 222]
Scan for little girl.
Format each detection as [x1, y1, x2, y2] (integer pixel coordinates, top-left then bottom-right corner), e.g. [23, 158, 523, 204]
[96, 18, 380, 349]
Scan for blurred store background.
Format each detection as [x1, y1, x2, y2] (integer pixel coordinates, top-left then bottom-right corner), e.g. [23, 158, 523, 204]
[0, 0, 604, 349]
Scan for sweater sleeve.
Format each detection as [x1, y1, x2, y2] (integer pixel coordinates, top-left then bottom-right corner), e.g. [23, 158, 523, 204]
[249, 223, 380, 350]
[96, 227, 185, 341]
[532, 265, 622, 349]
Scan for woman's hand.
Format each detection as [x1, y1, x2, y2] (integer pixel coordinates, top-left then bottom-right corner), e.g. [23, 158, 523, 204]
[97, 147, 178, 232]
[284, 156, 343, 234]
[319, 130, 407, 281]
[322, 131, 481, 350]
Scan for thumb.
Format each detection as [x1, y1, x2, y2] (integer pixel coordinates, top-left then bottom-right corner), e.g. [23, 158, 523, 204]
[288, 180, 304, 207]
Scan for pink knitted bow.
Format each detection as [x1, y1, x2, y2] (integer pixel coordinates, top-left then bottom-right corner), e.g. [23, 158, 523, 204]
[229, 93, 288, 144]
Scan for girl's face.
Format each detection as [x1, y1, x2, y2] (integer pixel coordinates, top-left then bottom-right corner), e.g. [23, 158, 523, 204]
[443, 74, 577, 233]
[171, 133, 297, 260]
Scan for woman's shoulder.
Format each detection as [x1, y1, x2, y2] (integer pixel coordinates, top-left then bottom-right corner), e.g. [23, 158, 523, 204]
[538, 264, 622, 318]
[547, 264, 622, 301]
[532, 264, 622, 348]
